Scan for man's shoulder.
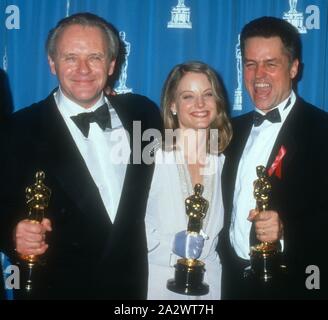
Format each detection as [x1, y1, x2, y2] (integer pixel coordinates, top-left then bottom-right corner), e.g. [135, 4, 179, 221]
[110, 93, 158, 112]
[109, 93, 162, 130]
[297, 97, 328, 121]
[9, 93, 54, 124]
[3, 94, 56, 140]
[294, 97, 328, 139]
[230, 111, 253, 129]
[232, 111, 253, 121]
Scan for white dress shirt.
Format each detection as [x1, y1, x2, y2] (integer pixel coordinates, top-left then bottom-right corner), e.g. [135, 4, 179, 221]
[54, 88, 130, 223]
[230, 91, 296, 259]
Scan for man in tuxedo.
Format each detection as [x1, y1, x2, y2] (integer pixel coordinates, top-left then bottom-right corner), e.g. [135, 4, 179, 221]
[0, 68, 13, 123]
[218, 16, 328, 299]
[0, 258, 4, 300]
[0, 12, 162, 299]
[0, 68, 13, 300]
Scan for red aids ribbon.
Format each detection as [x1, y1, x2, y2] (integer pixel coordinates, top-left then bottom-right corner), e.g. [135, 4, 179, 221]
[268, 145, 286, 179]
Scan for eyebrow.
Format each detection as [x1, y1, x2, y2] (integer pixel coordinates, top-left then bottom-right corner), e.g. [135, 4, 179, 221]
[178, 90, 193, 95]
[61, 52, 105, 57]
[244, 58, 280, 63]
[179, 87, 212, 93]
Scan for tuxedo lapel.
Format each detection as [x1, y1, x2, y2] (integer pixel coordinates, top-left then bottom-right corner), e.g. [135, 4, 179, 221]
[38, 95, 111, 226]
[222, 112, 253, 222]
[219, 112, 253, 261]
[266, 99, 304, 178]
[96, 94, 154, 262]
[107, 95, 134, 226]
[107, 95, 152, 225]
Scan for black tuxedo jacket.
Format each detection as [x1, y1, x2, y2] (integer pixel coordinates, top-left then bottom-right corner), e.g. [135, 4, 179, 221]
[0, 92, 163, 299]
[0, 262, 4, 300]
[218, 97, 328, 299]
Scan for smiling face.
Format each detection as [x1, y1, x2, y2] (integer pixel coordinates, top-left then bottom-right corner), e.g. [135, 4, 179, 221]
[170, 72, 218, 131]
[243, 36, 299, 113]
[48, 24, 116, 109]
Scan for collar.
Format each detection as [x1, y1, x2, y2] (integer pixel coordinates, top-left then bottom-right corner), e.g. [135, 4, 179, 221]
[54, 88, 123, 130]
[54, 87, 108, 118]
[254, 90, 296, 124]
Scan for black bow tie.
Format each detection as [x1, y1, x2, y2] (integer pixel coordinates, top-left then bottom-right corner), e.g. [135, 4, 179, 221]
[70, 103, 111, 138]
[253, 108, 281, 127]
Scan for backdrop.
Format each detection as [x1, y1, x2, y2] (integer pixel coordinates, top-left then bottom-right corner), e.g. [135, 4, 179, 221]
[0, 0, 327, 116]
[0, 0, 327, 299]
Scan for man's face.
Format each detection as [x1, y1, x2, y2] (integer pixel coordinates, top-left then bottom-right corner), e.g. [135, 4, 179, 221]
[243, 36, 299, 113]
[48, 24, 115, 109]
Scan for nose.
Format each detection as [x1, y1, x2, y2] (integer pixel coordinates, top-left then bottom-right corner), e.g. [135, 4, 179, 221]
[77, 58, 91, 74]
[255, 64, 266, 79]
[196, 95, 205, 108]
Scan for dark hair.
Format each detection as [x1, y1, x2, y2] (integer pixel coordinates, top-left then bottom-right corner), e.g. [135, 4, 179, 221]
[240, 16, 302, 63]
[0, 69, 13, 122]
[161, 61, 232, 154]
[46, 12, 119, 61]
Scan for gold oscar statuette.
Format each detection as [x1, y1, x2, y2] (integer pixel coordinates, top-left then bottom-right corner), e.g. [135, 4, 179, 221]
[246, 165, 284, 282]
[20, 171, 51, 293]
[167, 183, 209, 295]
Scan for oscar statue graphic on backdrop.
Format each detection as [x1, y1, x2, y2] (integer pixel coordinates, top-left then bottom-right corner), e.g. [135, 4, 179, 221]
[19, 171, 51, 294]
[233, 34, 242, 111]
[167, 0, 192, 29]
[115, 31, 132, 94]
[283, 0, 306, 33]
[167, 183, 209, 295]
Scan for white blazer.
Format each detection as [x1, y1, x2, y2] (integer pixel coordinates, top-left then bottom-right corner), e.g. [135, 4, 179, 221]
[146, 149, 224, 300]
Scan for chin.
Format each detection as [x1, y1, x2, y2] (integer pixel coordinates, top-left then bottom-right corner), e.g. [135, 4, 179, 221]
[257, 105, 273, 112]
[193, 124, 211, 130]
[254, 100, 270, 110]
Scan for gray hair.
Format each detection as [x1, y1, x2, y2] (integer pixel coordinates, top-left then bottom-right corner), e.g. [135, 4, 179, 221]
[46, 12, 120, 61]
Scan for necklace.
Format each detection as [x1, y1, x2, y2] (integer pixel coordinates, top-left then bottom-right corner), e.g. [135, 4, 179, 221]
[174, 150, 215, 232]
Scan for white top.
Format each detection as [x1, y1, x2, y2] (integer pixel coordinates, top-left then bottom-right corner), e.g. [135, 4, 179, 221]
[146, 149, 224, 300]
[55, 88, 130, 223]
[230, 91, 296, 259]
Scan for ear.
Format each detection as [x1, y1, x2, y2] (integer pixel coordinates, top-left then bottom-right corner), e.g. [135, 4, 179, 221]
[108, 59, 116, 76]
[290, 59, 299, 80]
[48, 56, 57, 76]
[170, 102, 177, 115]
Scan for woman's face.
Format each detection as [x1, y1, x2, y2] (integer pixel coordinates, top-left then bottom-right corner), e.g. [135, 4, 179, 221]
[171, 72, 218, 130]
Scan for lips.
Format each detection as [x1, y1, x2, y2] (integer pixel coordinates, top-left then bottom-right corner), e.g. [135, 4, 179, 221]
[254, 82, 270, 91]
[72, 78, 95, 84]
[254, 82, 271, 98]
[190, 111, 209, 117]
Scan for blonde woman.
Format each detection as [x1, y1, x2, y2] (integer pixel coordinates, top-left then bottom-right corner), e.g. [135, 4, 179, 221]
[146, 61, 232, 299]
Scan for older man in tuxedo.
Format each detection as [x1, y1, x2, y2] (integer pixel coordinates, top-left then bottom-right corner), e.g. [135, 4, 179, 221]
[218, 17, 328, 299]
[0, 12, 162, 299]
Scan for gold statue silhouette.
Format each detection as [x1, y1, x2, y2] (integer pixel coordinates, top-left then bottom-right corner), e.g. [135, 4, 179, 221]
[185, 184, 208, 233]
[25, 171, 51, 223]
[167, 183, 209, 295]
[247, 165, 282, 282]
[21, 171, 51, 292]
[253, 165, 271, 211]
[252, 166, 275, 253]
